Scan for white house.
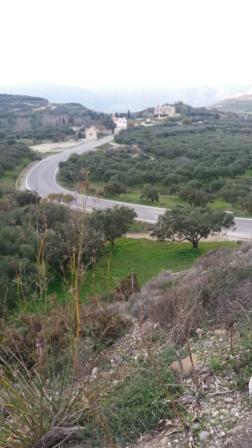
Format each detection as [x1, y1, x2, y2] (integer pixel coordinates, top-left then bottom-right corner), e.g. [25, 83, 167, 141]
[112, 115, 128, 134]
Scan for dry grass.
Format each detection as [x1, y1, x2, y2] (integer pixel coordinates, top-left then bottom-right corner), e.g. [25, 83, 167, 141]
[130, 244, 252, 343]
[0, 351, 84, 448]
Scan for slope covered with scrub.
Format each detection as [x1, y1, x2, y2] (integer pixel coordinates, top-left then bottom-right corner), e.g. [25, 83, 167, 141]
[2, 243, 252, 447]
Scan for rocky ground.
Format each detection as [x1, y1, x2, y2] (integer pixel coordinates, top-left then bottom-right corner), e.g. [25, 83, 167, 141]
[4, 246, 252, 448]
[72, 317, 252, 448]
[72, 245, 252, 447]
[127, 326, 252, 448]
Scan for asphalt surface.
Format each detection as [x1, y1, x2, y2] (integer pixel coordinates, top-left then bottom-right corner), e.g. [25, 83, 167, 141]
[22, 136, 252, 239]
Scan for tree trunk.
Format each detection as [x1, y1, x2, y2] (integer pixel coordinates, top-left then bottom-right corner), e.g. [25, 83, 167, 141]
[192, 239, 199, 249]
[34, 426, 83, 448]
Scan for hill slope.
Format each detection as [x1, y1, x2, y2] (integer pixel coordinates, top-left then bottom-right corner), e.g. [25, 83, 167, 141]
[215, 94, 252, 114]
[0, 93, 111, 142]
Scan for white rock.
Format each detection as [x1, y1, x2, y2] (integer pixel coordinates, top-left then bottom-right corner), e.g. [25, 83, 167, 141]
[214, 329, 227, 336]
[199, 431, 210, 442]
[230, 407, 239, 417]
[90, 366, 98, 379]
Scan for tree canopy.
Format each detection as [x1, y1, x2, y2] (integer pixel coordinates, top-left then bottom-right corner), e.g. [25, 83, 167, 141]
[152, 206, 235, 248]
[141, 185, 159, 203]
[88, 206, 136, 245]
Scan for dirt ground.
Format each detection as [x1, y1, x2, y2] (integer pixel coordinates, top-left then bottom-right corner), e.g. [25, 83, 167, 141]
[30, 139, 86, 153]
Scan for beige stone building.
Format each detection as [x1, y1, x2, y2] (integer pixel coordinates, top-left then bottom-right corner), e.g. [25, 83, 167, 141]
[154, 104, 176, 118]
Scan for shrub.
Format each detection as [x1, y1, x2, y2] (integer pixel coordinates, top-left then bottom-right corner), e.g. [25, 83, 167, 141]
[104, 181, 126, 196]
[102, 363, 180, 445]
[140, 184, 160, 202]
[142, 246, 252, 342]
[82, 306, 130, 351]
[0, 355, 85, 448]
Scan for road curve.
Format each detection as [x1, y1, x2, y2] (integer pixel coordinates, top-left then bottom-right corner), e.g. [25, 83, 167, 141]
[22, 136, 252, 239]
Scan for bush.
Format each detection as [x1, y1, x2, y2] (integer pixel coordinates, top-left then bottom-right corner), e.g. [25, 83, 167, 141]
[145, 245, 252, 344]
[15, 190, 41, 206]
[104, 181, 126, 196]
[82, 306, 130, 351]
[102, 362, 180, 445]
[141, 184, 160, 202]
[0, 355, 84, 448]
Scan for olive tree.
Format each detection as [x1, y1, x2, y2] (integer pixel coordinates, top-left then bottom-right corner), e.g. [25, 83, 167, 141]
[88, 206, 136, 245]
[152, 206, 235, 248]
[141, 185, 160, 203]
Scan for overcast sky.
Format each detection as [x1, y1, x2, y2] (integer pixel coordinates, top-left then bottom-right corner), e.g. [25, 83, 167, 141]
[1, 0, 252, 90]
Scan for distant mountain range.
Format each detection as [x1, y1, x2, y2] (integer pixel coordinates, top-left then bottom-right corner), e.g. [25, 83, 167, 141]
[3, 83, 252, 113]
[214, 94, 252, 114]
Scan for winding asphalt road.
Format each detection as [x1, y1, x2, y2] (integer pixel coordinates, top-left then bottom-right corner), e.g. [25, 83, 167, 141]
[21, 136, 252, 240]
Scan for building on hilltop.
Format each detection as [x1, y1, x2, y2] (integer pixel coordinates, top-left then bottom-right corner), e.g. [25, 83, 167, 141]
[154, 104, 176, 118]
[85, 126, 97, 140]
[112, 115, 128, 134]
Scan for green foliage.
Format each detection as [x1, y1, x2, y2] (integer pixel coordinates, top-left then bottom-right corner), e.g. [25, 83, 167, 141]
[141, 184, 160, 202]
[152, 206, 234, 248]
[88, 206, 136, 244]
[0, 93, 112, 143]
[102, 363, 179, 445]
[103, 181, 126, 196]
[0, 193, 104, 313]
[59, 115, 252, 213]
[15, 190, 41, 206]
[81, 238, 237, 298]
[178, 185, 211, 207]
[209, 357, 224, 374]
[0, 140, 36, 180]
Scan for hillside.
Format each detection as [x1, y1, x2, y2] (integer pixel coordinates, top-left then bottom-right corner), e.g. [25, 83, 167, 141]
[59, 109, 252, 216]
[214, 94, 252, 114]
[2, 242, 252, 447]
[0, 93, 112, 142]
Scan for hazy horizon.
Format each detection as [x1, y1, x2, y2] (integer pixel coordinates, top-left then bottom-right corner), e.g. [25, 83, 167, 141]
[2, 82, 252, 113]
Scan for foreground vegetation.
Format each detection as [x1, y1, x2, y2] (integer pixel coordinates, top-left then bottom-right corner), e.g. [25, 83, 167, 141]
[2, 240, 252, 447]
[0, 190, 136, 314]
[0, 139, 37, 187]
[81, 238, 237, 298]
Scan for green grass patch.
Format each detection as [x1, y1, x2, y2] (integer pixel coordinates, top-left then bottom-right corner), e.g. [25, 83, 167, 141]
[0, 158, 31, 189]
[102, 367, 179, 445]
[22, 238, 237, 313]
[210, 198, 232, 210]
[128, 220, 152, 233]
[113, 191, 185, 208]
[81, 238, 237, 299]
[82, 348, 180, 446]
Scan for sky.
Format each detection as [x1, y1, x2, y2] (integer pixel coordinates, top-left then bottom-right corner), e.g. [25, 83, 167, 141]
[1, 0, 252, 91]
